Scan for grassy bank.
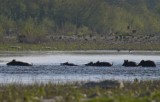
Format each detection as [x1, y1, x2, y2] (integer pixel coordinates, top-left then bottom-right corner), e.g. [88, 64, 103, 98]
[0, 42, 160, 51]
[0, 80, 160, 102]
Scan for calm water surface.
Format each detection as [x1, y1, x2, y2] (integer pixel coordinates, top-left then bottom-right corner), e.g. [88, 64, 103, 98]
[0, 51, 160, 84]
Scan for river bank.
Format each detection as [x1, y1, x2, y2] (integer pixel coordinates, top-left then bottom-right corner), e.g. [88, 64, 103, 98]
[0, 80, 159, 102]
[0, 41, 160, 51]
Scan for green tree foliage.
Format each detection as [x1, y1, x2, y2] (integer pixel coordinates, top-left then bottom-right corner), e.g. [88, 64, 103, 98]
[0, 0, 160, 43]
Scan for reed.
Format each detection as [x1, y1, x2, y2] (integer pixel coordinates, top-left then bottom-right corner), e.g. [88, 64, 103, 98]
[0, 80, 160, 102]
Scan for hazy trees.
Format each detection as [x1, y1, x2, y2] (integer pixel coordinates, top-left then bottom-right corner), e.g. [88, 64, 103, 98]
[0, 0, 160, 43]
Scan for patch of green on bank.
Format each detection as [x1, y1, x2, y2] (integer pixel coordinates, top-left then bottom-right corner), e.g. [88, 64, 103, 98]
[0, 80, 160, 102]
[0, 42, 160, 51]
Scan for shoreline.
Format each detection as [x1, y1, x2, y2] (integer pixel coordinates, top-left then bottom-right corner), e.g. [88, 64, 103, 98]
[0, 80, 160, 102]
[0, 50, 160, 55]
[0, 41, 160, 51]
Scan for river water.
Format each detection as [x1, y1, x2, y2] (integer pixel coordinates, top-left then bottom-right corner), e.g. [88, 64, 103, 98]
[0, 50, 160, 84]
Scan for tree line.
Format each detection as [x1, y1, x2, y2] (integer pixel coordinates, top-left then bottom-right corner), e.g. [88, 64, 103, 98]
[0, 0, 160, 43]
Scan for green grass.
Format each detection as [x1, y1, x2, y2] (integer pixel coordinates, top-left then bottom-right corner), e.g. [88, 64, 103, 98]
[0, 80, 160, 102]
[0, 41, 160, 51]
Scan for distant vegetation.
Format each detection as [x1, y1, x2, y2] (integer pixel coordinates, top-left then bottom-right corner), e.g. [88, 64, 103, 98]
[0, 0, 160, 43]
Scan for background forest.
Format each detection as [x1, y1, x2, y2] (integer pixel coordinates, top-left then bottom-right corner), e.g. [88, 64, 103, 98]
[0, 0, 160, 44]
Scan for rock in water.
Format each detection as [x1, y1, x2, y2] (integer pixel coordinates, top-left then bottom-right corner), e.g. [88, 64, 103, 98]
[83, 80, 124, 89]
